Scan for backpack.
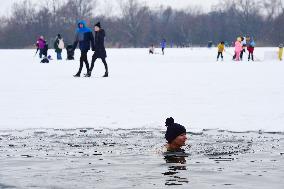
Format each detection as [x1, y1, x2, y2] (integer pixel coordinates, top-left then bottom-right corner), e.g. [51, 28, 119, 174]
[58, 39, 65, 49]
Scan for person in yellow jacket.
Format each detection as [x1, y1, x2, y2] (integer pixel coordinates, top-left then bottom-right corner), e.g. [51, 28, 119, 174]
[279, 44, 283, 61]
[217, 41, 225, 61]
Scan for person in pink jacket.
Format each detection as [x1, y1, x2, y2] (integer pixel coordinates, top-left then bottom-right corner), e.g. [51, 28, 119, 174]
[234, 37, 242, 61]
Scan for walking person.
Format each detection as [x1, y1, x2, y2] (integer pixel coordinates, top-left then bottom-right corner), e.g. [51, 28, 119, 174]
[72, 20, 94, 77]
[88, 22, 108, 77]
[54, 34, 64, 60]
[36, 36, 46, 59]
[217, 41, 225, 61]
[161, 39, 166, 55]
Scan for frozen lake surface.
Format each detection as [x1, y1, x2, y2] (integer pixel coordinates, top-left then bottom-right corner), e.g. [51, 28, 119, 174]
[0, 48, 283, 132]
[0, 48, 284, 188]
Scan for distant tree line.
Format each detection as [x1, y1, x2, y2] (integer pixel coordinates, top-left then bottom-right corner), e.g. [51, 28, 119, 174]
[0, 0, 283, 48]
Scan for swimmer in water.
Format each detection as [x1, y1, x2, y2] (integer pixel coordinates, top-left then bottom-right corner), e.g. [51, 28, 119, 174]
[164, 117, 187, 152]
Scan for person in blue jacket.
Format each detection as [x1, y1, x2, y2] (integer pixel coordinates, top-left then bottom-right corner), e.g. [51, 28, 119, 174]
[161, 39, 166, 55]
[72, 20, 94, 77]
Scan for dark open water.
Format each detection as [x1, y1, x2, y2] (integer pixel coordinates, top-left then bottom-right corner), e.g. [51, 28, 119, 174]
[0, 128, 283, 189]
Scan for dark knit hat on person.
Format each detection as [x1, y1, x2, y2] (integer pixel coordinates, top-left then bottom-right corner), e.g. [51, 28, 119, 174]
[165, 117, 186, 143]
[95, 22, 101, 28]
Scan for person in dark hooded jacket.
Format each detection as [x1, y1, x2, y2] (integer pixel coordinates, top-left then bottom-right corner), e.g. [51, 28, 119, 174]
[87, 22, 108, 77]
[72, 20, 94, 77]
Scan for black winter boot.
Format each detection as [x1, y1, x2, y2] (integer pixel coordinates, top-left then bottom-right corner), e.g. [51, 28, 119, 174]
[103, 72, 108, 77]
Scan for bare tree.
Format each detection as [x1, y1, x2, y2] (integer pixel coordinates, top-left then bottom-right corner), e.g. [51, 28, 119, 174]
[262, 0, 284, 20]
[119, 0, 151, 47]
[0, 0, 282, 48]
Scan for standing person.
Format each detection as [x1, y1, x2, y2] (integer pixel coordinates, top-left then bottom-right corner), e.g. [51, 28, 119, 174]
[161, 39, 166, 55]
[88, 22, 108, 77]
[247, 37, 255, 61]
[72, 20, 94, 77]
[149, 44, 154, 54]
[234, 37, 242, 61]
[164, 117, 187, 152]
[217, 41, 225, 61]
[36, 36, 46, 59]
[240, 36, 246, 61]
[279, 44, 283, 61]
[54, 34, 64, 60]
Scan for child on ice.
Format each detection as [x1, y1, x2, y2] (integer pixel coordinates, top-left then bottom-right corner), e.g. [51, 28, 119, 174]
[247, 37, 255, 61]
[240, 36, 246, 61]
[279, 44, 283, 61]
[217, 41, 225, 61]
[234, 37, 242, 61]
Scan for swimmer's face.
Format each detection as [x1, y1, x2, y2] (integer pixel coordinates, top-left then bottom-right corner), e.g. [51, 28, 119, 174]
[171, 133, 187, 147]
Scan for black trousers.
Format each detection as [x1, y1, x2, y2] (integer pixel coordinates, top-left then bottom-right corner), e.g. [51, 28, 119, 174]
[90, 55, 108, 74]
[76, 51, 89, 75]
[217, 52, 223, 59]
[248, 52, 254, 61]
[240, 49, 245, 60]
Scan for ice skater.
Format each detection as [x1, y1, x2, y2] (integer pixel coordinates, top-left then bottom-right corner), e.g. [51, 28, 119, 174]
[161, 39, 166, 55]
[72, 20, 94, 77]
[217, 41, 225, 61]
[88, 22, 108, 77]
[36, 36, 46, 59]
[164, 117, 187, 152]
[247, 37, 255, 61]
[234, 37, 242, 61]
[279, 44, 283, 61]
[240, 36, 246, 61]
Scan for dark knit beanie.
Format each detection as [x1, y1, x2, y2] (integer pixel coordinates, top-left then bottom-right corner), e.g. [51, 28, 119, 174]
[95, 22, 101, 28]
[165, 117, 186, 143]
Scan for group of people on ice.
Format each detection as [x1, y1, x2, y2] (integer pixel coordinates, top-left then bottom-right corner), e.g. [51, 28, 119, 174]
[36, 34, 66, 63]
[233, 36, 255, 61]
[36, 20, 108, 77]
[216, 36, 283, 62]
[216, 36, 256, 62]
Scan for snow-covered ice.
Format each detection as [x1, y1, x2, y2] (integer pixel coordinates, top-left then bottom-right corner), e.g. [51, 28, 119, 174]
[0, 47, 283, 131]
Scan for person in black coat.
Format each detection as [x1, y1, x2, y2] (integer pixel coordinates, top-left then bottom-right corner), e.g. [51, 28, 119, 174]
[72, 20, 94, 77]
[87, 22, 108, 77]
